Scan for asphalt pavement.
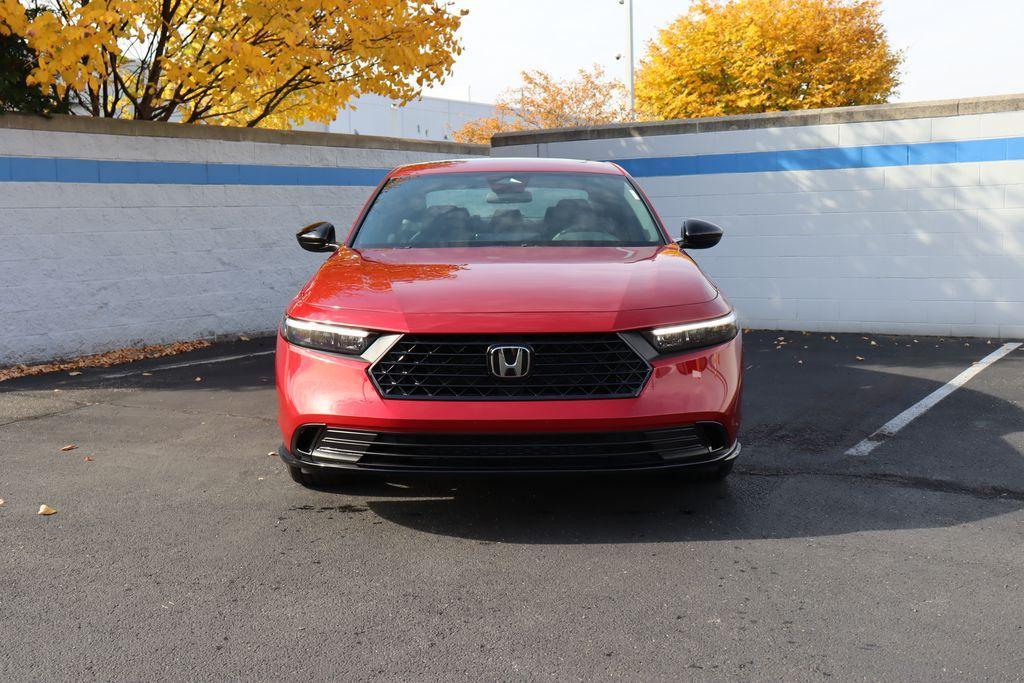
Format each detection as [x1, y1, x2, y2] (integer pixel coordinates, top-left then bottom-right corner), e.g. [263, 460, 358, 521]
[1, 331, 1022, 680]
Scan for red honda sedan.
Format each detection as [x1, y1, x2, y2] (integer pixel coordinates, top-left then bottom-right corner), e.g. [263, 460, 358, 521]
[276, 158, 742, 485]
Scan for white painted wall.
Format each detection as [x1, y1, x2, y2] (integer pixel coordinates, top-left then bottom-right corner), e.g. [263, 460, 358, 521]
[495, 110, 1024, 339]
[0, 119, 483, 365]
[4, 101, 1023, 366]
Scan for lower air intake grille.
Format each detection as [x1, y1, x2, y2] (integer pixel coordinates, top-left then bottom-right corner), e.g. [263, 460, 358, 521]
[369, 333, 651, 400]
[304, 426, 723, 471]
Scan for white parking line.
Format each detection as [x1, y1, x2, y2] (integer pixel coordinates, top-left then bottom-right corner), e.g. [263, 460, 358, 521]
[846, 342, 1022, 456]
[101, 351, 275, 379]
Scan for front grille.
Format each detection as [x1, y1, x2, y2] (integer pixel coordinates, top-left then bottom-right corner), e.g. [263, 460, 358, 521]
[369, 333, 651, 400]
[301, 426, 723, 471]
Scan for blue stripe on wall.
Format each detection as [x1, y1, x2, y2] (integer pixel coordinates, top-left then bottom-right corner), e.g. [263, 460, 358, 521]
[2, 135, 1024, 185]
[0, 155, 389, 186]
[611, 136, 1024, 178]
[11, 156, 58, 181]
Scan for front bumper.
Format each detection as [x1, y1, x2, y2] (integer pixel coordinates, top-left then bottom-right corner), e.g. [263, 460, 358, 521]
[275, 331, 742, 474]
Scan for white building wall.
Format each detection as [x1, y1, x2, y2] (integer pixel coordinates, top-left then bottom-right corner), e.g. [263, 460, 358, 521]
[494, 104, 1024, 339]
[0, 116, 485, 364]
[297, 94, 496, 141]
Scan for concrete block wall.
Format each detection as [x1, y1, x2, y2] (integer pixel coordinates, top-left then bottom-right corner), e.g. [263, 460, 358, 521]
[0, 115, 485, 364]
[493, 95, 1024, 339]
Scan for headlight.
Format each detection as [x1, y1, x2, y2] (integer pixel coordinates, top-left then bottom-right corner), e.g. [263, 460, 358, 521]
[644, 311, 738, 353]
[281, 316, 375, 355]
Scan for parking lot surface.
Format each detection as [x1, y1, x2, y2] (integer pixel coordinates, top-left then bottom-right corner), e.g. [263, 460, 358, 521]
[2, 331, 1022, 680]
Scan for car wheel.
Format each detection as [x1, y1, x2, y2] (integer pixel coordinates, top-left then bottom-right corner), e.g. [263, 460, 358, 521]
[665, 459, 734, 483]
[287, 464, 332, 488]
[705, 459, 734, 481]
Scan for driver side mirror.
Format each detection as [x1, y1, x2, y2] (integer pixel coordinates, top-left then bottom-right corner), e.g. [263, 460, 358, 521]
[296, 222, 338, 252]
[677, 219, 723, 249]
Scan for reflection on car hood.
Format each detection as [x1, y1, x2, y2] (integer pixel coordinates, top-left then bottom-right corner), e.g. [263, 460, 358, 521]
[294, 245, 719, 314]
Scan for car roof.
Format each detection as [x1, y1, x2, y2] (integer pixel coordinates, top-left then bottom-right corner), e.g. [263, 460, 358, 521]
[387, 157, 625, 178]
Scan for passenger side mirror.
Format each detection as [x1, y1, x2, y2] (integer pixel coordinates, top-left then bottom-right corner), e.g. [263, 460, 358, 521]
[297, 222, 338, 252]
[678, 219, 723, 250]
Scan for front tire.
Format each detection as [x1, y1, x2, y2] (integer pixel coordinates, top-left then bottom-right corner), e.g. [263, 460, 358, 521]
[664, 459, 734, 483]
[287, 464, 332, 488]
[705, 459, 734, 481]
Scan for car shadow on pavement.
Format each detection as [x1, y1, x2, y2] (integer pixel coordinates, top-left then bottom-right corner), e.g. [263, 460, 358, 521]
[328, 468, 1021, 545]
[310, 354, 1024, 544]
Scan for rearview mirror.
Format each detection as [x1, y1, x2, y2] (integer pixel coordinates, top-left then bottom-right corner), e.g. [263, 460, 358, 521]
[678, 219, 723, 250]
[297, 222, 338, 252]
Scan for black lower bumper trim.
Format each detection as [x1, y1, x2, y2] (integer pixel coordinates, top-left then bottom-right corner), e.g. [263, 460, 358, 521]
[278, 431, 740, 476]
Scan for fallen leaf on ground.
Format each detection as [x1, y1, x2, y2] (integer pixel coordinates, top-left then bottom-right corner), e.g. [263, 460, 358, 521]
[0, 339, 213, 382]
[83, 456, 93, 462]
[38, 504, 57, 516]
[60, 444, 77, 452]
[239, 335, 251, 341]
[68, 371, 82, 376]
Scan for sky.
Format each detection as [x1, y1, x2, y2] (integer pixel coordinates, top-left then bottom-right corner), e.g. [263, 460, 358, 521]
[423, 0, 1024, 106]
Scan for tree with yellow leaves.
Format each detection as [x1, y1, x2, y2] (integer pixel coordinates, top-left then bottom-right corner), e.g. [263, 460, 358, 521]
[636, 0, 902, 120]
[452, 65, 629, 144]
[0, 0, 465, 128]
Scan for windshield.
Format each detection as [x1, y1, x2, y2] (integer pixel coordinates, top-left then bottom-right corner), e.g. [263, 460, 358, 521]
[351, 171, 665, 248]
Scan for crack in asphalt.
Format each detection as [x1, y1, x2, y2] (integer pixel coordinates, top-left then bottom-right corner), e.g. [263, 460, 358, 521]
[0, 402, 94, 427]
[0, 395, 275, 427]
[95, 400, 278, 424]
[38, 398, 272, 425]
[737, 466, 1024, 502]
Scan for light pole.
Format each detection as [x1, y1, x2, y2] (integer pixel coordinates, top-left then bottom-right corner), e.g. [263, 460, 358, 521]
[618, 0, 636, 119]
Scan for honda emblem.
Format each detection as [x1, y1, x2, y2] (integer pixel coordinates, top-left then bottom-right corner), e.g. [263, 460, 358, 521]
[487, 344, 533, 378]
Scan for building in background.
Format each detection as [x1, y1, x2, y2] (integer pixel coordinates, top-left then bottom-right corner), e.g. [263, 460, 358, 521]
[297, 94, 495, 141]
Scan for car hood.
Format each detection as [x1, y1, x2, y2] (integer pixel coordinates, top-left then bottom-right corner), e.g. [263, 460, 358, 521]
[294, 245, 719, 315]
